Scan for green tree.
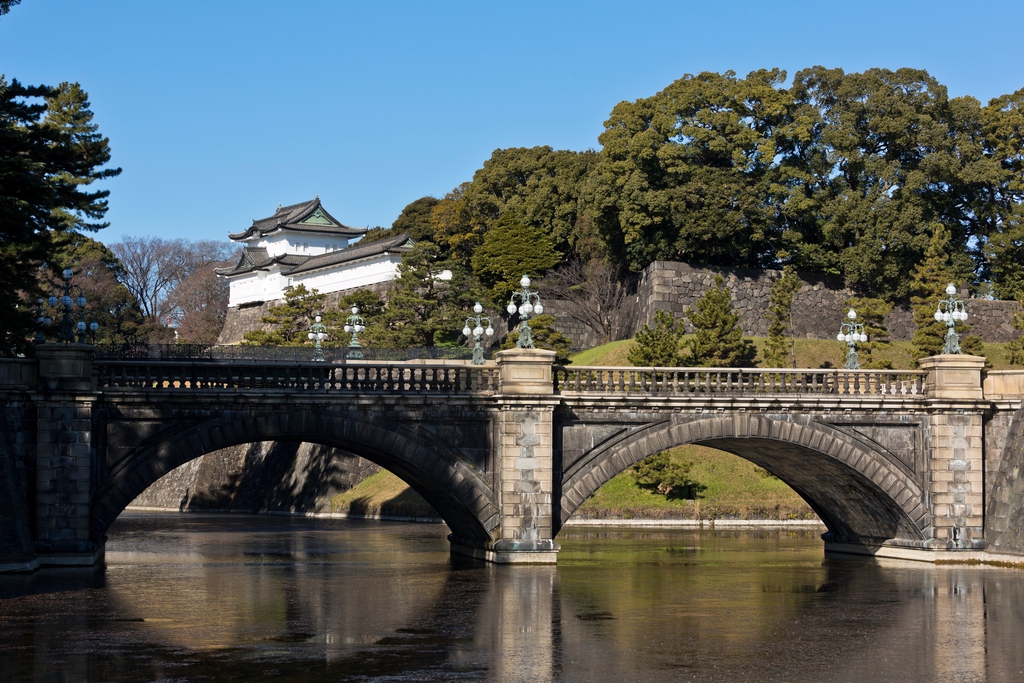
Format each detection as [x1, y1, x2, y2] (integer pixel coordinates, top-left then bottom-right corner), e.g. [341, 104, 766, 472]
[627, 310, 683, 367]
[464, 146, 598, 254]
[0, 79, 120, 354]
[330, 288, 386, 347]
[242, 284, 325, 346]
[372, 241, 473, 348]
[359, 196, 442, 246]
[762, 266, 801, 367]
[683, 275, 754, 367]
[471, 213, 561, 308]
[909, 226, 982, 359]
[0, 1, 21, 16]
[502, 314, 573, 364]
[631, 451, 700, 499]
[588, 69, 788, 274]
[1008, 303, 1024, 366]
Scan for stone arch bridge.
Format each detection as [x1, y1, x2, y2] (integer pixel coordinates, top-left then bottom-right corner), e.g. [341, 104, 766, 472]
[1, 344, 1023, 571]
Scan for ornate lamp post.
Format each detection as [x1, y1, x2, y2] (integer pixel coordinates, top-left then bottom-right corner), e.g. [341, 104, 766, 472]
[506, 275, 543, 349]
[307, 314, 328, 362]
[343, 305, 366, 360]
[836, 308, 867, 370]
[934, 283, 968, 355]
[462, 302, 494, 365]
[43, 269, 98, 343]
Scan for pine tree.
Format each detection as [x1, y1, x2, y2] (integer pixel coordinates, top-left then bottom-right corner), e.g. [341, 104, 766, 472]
[683, 275, 754, 367]
[910, 225, 982, 359]
[762, 266, 801, 367]
[1007, 302, 1024, 366]
[627, 310, 683, 367]
[242, 285, 325, 346]
[845, 297, 894, 369]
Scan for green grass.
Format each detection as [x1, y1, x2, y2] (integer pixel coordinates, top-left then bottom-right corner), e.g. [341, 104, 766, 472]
[571, 337, 1023, 370]
[576, 445, 815, 521]
[330, 470, 437, 519]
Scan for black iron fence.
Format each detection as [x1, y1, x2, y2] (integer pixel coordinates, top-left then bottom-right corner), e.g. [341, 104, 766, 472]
[92, 344, 489, 362]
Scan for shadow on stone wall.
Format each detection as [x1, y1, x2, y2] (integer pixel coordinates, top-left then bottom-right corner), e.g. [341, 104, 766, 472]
[128, 441, 380, 514]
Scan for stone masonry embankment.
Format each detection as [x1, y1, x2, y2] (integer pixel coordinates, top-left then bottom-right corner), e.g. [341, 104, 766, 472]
[129, 441, 379, 513]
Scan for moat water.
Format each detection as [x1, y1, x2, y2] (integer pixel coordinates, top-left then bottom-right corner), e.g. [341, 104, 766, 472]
[1, 513, 1022, 682]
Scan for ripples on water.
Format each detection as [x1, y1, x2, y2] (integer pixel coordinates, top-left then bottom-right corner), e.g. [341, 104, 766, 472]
[1, 513, 1022, 682]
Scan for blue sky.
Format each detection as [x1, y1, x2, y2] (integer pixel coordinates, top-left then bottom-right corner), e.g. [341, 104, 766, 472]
[2, 1, 1023, 244]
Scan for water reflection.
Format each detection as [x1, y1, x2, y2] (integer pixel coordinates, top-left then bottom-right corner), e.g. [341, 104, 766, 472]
[0, 513, 1022, 682]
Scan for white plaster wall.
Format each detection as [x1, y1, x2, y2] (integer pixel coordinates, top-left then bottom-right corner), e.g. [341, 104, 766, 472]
[257, 231, 353, 257]
[226, 255, 401, 307]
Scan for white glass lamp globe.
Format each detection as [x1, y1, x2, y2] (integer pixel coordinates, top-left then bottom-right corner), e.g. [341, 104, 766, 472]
[344, 324, 352, 333]
[89, 322, 98, 332]
[946, 283, 957, 296]
[934, 309, 943, 322]
[48, 296, 57, 307]
[61, 295, 72, 307]
[485, 326, 494, 336]
[315, 315, 322, 323]
[76, 296, 86, 308]
[76, 321, 86, 332]
[356, 324, 365, 333]
[845, 333, 853, 343]
[507, 303, 517, 314]
[463, 326, 472, 337]
[847, 309, 857, 320]
[43, 317, 51, 326]
[837, 333, 845, 342]
[351, 306, 359, 315]
[473, 326, 484, 337]
[520, 275, 531, 288]
[961, 311, 968, 322]
[319, 333, 327, 341]
[859, 333, 868, 342]
[521, 302, 533, 315]
[62, 268, 73, 280]
[308, 332, 315, 340]
[473, 302, 483, 314]
[534, 303, 544, 315]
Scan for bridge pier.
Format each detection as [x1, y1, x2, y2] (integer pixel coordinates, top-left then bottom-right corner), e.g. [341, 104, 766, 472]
[920, 355, 988, 551]
[451, 349, 561, 564]
[32, 344, 104, 567]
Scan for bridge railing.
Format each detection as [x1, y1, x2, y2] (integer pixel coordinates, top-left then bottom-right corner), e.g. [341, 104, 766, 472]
[553, 366, 927, 397]
[94, 361, 500, 394]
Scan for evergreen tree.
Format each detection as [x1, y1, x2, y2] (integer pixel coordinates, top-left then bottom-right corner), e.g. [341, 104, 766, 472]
[330, 289, 386, 348]
[910, 225, 982, 359]
[683, 275, 754, 367]
[844, 297, 894, 369]
[0, 79, 120, 354]
[627, 310, 683, 367]
[372, 241, 475, 348]
[242, 285, 325, 346]
[502, 314, 573, 364]
[631, 452, 700, 499]
[471, 213, 561, 308]
[762, 266, 801, 367]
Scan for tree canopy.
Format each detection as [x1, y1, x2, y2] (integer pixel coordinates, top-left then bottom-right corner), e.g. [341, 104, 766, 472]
[0, 79, 120, 354]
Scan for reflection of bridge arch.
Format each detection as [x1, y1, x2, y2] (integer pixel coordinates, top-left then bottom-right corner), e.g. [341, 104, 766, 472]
[91, 409, 500, 549]
[559, 415, 928, 545]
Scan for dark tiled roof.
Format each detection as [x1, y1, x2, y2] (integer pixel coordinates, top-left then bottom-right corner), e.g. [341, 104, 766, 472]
[285, 232, 414, 276]
[228, 198, 367, 241]
[214, 247, 307, 277]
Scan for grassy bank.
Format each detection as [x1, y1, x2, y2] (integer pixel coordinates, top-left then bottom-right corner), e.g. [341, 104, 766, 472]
[331, 448, 815, 523]
[570, 337, 1021, 370]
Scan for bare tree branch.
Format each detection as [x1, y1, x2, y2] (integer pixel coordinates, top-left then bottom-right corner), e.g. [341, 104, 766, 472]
[540, 256, 637, 345]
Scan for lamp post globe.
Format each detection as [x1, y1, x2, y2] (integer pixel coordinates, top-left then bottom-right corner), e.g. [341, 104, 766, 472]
[507, 274, 543, 349]
[935, 283, 968, 354]
[837, 308, 866, 370]
[463, 302, 494, 365]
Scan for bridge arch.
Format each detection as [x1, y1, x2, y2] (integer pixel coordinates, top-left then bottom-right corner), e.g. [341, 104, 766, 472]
[92, 409, 500, 549]
[559, 415, 928, 545]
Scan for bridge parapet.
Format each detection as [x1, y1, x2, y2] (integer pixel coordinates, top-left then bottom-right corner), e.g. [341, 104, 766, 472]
[554, 366, 927, 398]
[93, 360, 500, 394]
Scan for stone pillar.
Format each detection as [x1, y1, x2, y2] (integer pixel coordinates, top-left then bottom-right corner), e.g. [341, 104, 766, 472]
[491, 348, 559, 564]
[919, 355, 987, 550]
[32, 344, 102, 566]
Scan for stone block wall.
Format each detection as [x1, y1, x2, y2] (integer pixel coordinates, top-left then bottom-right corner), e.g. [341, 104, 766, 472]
[128, 441, 379, 513]
[985, 408, 1024, 555]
